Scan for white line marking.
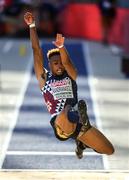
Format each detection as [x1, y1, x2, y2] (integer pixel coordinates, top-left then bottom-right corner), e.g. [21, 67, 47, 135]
[0, 54, 33, 169]
[82, 42, 109, 170]
[3, 41, 13, 53]
[1, 169, 129, 173]
[6, 151, 100, 156]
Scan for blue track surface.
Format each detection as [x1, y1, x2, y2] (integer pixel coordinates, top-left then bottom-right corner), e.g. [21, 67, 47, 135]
[2, 42, 104, 170]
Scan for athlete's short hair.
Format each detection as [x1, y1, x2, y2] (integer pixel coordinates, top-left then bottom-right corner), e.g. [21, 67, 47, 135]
[47, 48, 60, 60]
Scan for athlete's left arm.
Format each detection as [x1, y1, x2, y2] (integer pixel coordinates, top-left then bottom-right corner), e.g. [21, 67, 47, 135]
[53, 34, 77, 80]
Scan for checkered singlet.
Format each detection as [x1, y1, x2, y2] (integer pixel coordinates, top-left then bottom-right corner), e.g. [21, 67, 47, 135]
[41, 71, 78, 117]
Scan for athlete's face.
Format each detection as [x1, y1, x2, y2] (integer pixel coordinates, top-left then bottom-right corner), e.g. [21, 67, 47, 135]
[49, 54, 65, 75]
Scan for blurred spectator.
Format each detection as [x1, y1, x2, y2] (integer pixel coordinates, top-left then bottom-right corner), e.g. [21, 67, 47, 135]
[98, 0, 117, 45]
[0, 0, 68, 38]
[0, 0, 13, 12]
[121, 13, 129, 78]
[2, 2, 23, 37]
[0, 0, 13, 36]
[0, 0, 5, 13]
[12, 2, 34, 38]
[37, 2, 59, 37]
[36, 0, 68, 37]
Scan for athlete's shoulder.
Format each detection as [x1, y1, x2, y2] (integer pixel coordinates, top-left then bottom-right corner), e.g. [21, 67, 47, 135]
[44, 68, 52, 78]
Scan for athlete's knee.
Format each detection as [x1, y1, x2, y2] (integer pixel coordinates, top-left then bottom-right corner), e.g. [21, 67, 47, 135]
[101, 144, 115, 155]
[106, 145, 115, 155]
[94, 145, 115, 155]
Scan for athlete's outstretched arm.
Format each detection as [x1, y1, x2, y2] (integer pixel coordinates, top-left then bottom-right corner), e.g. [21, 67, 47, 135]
[24, 12, 46, 89]
[53, 33, 77, 80]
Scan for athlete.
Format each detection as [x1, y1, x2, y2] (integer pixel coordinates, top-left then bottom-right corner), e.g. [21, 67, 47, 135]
[24, 12, 114, 159]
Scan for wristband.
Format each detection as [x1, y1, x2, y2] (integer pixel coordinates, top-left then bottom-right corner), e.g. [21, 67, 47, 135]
[58, 45, 64, 49]
[29, 22, 35, 28]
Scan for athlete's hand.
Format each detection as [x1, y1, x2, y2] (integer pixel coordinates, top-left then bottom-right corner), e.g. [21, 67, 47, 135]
[24, 12, 34, 25]
[53, 34, 65, 48]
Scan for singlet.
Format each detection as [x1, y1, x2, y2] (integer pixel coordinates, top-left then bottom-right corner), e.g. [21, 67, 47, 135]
[41, 70, 78, 117]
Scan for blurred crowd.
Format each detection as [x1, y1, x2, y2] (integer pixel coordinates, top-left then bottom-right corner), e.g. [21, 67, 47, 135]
[0, 0, 129, 76]
[0, 0, 68, 38]
[98, 0, 117, 45]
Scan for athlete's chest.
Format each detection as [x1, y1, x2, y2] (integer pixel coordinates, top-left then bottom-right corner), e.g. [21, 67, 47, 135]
[44, 76, 74, 100]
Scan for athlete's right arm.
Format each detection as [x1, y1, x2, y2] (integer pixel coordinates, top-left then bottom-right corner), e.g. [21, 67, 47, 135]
[24, 12, 46, 90]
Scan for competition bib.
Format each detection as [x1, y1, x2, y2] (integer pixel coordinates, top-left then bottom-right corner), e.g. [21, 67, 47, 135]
[51, 77, 73, 100]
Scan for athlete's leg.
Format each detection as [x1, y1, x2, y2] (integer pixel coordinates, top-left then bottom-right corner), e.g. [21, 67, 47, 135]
[75, 139, 88, 159]
[77, 100, 114, 155]
[78, 127, 114, 155]
[54, 106, 87, 158]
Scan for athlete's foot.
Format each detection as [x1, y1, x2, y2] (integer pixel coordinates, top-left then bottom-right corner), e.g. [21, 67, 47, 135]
[75, 140, 86, 159]
[78, 100, 91, 127]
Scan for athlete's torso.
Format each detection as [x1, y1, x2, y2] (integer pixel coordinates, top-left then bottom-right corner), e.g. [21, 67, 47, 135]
[41, 70, 78, 117]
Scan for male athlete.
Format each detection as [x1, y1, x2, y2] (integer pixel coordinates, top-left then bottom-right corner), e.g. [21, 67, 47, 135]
[24, 12, 114, 159]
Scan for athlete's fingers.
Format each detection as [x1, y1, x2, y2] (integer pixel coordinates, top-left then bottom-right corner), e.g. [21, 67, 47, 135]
[62, 36, 65, 43]
[56, 34, 59, 41]
[56, 33, 63, 42]
[53, 34, 65, 47]
[24, 13, 34, 25]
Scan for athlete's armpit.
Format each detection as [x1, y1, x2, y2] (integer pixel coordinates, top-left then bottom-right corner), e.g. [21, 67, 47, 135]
[41, 72, 46, 80]
[39, 71, 46, 90]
